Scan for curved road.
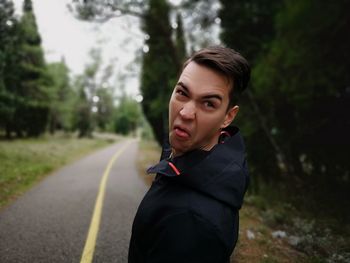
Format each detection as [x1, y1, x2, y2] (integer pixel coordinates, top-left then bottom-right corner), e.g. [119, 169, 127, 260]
[0, 139, 148, 263]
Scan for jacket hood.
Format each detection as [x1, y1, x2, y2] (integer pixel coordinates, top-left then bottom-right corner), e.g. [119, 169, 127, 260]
[147, 126, 249, 209]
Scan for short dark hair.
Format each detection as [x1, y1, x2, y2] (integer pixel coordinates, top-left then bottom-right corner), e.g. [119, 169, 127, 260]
[183, 46, 250, 109]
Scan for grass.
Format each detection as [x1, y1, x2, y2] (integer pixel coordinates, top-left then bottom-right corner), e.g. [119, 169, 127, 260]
[136, 139, 160, 186]
[0, 132, 117, 209]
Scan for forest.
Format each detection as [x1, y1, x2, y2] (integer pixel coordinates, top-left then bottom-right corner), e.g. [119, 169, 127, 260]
[1, 0, 349, 261]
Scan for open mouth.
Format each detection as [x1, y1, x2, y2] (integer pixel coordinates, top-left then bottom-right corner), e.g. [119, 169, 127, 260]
[174, 126, 190, 139]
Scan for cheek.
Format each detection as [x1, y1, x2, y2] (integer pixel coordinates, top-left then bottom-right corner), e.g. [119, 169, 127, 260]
[169, 99, 180, 122]
[169, 97, 181, 113]
[196, 113, 225, 134]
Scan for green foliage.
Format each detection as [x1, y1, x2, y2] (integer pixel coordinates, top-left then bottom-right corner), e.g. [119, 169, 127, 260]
[70, 48, 118, 137]
[140, 115, 154, 140]
[0, 0, 15, 85]
[47, 60, 75, 132]
[219, 0, 283, 185]
[0, 0, 18, 134]
[220, 0, 350, 209]
[73, 81, 93, 138]
[219, 0, 281, 64]
[0, 0, 52, 138]
[15, 0, 51, 137]
[114, 95, 140, 135]
[95, 88, 115, 131]
[71, 50, 100, 138]
[253, 0, 350, 183]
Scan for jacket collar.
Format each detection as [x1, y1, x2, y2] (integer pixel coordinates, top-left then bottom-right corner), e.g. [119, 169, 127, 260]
[147, 126, 249, 209]
[147, 126, 245, 178]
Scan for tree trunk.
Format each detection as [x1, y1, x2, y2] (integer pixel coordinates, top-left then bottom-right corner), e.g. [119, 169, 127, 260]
[246, 89, 291, 175]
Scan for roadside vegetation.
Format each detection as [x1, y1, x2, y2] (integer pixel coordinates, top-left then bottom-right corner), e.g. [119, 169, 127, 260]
[0, 133, 117, 209]
[235, 195, 350, 263]
[137, 139, 159, 186]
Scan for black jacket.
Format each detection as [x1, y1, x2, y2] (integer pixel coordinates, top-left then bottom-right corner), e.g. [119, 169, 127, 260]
[128, 126, 249, 263]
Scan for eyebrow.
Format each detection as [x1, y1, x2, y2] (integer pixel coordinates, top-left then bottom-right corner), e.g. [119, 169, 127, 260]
[202, 94, 223, 101]
[177, 81, 223, 101]
[177, 81, 189, 91]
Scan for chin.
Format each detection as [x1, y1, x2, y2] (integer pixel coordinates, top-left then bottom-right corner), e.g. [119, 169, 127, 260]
[170, 139, 189, 155]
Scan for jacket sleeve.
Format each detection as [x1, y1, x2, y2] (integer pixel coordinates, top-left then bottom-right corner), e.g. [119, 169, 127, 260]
[145, 211, 228, 263]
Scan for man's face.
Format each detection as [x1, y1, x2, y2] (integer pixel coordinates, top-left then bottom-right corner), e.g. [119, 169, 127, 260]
[168, 61, 239, 156]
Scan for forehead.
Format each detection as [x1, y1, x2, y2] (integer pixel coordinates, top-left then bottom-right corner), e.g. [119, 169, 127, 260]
[178, 62, 231, 97]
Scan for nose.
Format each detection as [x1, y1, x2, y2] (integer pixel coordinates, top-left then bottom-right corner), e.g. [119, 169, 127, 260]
[179, 101, 196, 120]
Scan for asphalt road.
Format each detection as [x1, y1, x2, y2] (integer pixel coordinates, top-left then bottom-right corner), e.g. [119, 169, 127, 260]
[0, 139, 148, 263]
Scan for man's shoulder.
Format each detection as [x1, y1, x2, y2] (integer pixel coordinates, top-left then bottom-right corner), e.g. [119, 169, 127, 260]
[154, 179, 237, 229]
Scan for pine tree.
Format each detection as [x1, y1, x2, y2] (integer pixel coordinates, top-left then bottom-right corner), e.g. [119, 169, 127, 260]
[140, 0, 178, 145]
[23, 0, 32, 12]
[0, 0, 18, 137]
[0, 0, 15, 87]
[175, 12, 186, 64]
[14, 0, 51, 137]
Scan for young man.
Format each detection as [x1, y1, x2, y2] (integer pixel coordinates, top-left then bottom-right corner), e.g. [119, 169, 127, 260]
[129, 46, 250, 263]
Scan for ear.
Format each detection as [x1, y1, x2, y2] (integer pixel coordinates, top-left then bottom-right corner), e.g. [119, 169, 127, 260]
[221, 105, 239, 128]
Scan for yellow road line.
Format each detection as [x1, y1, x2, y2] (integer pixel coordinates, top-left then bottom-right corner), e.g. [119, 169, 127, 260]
[80, 140, 133, 263]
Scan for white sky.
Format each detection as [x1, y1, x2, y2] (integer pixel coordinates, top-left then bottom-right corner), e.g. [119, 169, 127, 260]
[13, 0, 145, 96]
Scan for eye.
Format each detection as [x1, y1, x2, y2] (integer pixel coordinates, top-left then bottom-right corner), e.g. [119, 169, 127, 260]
[204, 101, 215, 108]
[176, 89, 187, 97]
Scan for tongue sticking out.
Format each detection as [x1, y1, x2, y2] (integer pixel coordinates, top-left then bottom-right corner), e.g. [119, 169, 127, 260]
[174, 128, 190, 139]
